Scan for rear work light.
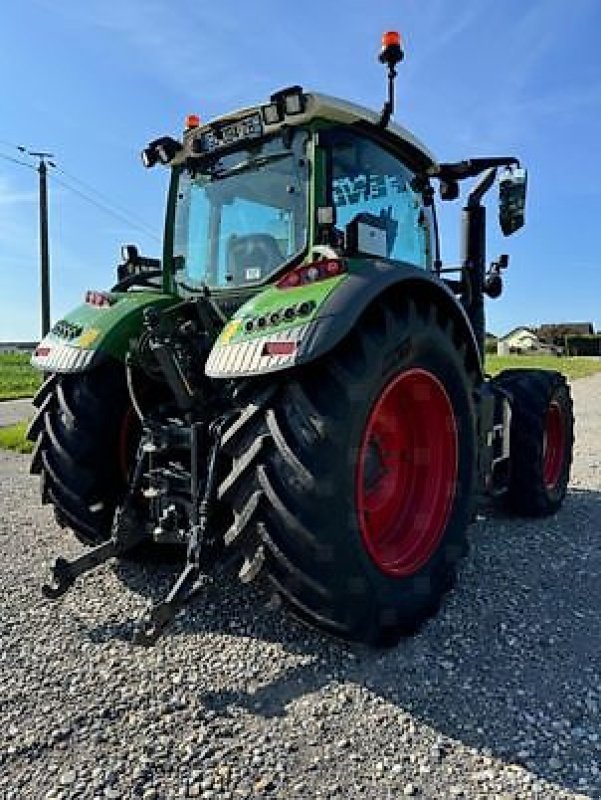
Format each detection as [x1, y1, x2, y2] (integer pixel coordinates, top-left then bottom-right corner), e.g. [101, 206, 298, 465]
[277, 259, 346, 289]
[261, 103, 282, 125]
[85, 290, 113, 308]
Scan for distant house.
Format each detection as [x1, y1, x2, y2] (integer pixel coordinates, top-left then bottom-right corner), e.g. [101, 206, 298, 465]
[497, 327, 550, 355]
[537, 322, 601, 356]
[536, 323, 594, 347]
[497, 322, 599, 357]
[0, 341, 37, 354]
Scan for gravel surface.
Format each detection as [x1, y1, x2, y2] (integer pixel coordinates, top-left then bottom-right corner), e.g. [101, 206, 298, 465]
[0, 398, 34, 428]
[1, 374, 600, 800]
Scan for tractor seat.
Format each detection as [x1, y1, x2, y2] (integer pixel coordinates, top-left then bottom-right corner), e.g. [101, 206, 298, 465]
[226, 234, 283, 283]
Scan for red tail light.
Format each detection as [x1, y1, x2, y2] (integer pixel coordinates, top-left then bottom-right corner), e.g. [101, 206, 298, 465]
[263, 341, 297, 356]
[85, 290, 113, 307]
[277, 259, 346, 289]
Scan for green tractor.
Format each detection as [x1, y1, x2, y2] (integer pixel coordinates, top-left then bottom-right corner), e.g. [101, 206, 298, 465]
[28, 32, 574, 645]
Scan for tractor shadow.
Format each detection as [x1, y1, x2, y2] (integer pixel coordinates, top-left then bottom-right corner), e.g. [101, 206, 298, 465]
[88, 487, 601, 795]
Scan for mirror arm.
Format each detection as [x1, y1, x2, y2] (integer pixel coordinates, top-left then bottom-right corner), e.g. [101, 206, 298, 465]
[432, 156, 519, 182]
[467, 167, 497, 208]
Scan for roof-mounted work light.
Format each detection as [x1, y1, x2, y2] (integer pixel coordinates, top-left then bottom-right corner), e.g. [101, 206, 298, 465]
[141, 136, 183, 169]
[262, 102, 282, 125]
[281, 85, 305, 115]
[141, 145, 158, 169]
[263, 85, 306, 125]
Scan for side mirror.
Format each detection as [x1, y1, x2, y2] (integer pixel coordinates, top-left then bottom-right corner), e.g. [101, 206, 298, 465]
[499, 167, 527, 236]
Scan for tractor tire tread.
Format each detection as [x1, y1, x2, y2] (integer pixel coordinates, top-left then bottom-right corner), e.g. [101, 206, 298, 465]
[29, 365, 130, 546]
[494, 369, 573, 516]
[219, 293, 476, 644]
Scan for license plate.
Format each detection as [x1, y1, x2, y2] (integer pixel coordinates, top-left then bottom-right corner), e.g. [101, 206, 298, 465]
[199, 113, 263, 153]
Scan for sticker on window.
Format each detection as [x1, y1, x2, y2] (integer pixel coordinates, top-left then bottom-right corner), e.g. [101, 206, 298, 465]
[245, 267, 261, 281]
[332, 175, 407, 207]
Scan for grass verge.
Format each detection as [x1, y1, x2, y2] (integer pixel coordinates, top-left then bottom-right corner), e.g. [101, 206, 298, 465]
[0, 353, 41, 400]
[0, 420, 33, 454]
[486, 355, 601, 381]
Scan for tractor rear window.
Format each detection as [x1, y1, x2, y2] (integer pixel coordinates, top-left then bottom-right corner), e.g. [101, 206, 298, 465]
[173, 131, 309, 290]
[329, 131, 430, 268]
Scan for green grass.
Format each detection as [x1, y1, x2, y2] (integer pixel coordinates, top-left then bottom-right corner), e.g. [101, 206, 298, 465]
[486, 354, 601, 381]
[0, 420, 33, 454]
[0, 352, 42, 400]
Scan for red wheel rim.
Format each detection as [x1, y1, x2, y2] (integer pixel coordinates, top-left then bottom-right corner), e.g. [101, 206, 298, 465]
[543, 401, 566, 490]
[356, 368, 458, 577]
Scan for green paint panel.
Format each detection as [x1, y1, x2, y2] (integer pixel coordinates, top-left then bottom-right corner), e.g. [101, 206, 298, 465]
[218, 274, 347, 345]
[48, 291, 177, 360]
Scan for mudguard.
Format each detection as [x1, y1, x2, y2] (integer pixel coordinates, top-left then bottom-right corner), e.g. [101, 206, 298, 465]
[30, 291, 178, 373]
[205, 260, 483, 379]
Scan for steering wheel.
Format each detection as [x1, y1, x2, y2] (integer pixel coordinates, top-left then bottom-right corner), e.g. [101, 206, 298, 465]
[227, 234, 283, 282]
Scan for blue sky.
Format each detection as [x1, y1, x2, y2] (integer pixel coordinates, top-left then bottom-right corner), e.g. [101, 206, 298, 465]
[1, 0, 600, 339]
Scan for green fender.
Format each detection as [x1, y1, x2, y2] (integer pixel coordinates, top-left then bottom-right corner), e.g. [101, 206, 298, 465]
[205, 260, 483, 379]
[30, 291, 178, 373]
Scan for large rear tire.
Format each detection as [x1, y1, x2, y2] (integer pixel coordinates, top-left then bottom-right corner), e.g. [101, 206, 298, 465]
[219, 295, 478, 645]
[27, 364, 134, 546]
[494, 369, 574, 516]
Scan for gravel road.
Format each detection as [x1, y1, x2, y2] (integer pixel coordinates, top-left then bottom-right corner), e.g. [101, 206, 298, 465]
[0, 398, 34, 428]
[1, 374, 599, 800]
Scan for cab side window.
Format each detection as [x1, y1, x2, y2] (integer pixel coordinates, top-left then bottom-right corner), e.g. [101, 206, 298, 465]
[330, 131, 430, 268]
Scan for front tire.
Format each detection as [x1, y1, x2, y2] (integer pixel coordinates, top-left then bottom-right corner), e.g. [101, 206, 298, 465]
[494, 369, 574, 516]
[219, 295, 477, 645]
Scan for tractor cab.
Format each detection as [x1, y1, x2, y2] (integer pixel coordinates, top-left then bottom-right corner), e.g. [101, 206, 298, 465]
[137, 62, 526, 360]
[140, 87, 439, 305]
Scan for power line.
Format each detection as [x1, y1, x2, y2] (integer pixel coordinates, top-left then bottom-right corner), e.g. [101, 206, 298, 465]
[50, 172, 161, 242]
[3, 138, 160, 337]
[0, 138, 23, 151]
[54, 165, 159, 240]
[0, 151, 36, 170]
[1, 138, 159, 242]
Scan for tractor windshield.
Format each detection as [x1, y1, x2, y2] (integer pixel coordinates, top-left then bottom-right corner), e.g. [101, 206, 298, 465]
[173, 130, 309, 290]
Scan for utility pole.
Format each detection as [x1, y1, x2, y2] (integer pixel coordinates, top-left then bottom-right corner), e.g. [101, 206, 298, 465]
[18, 147, 54, 337]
